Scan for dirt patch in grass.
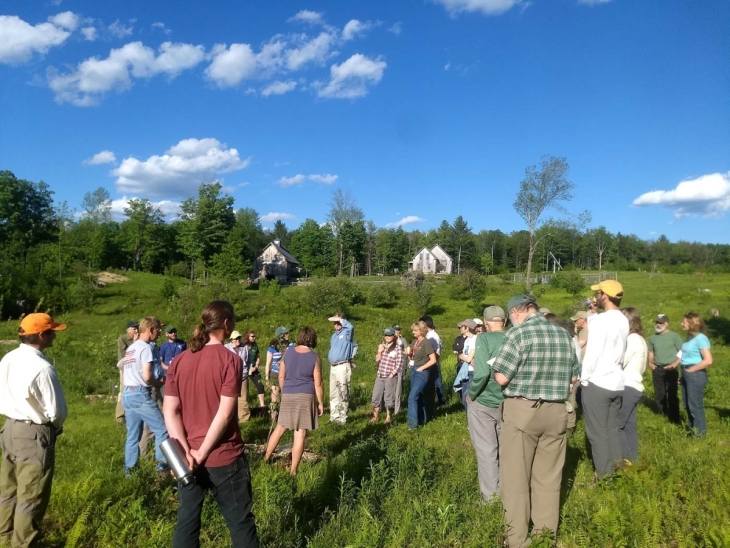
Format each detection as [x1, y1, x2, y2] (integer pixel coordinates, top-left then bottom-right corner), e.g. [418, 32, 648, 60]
[84, 394, 117, 403]
[0, 340, 17, 346]
[96, 272, 130, 284]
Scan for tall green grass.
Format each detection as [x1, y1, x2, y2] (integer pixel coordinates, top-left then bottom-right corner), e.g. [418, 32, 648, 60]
[0, 271, 728, 547]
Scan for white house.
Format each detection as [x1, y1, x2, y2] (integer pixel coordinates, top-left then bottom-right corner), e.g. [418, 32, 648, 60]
[253, 239, 300, 284]
[408, 246, 453, 274]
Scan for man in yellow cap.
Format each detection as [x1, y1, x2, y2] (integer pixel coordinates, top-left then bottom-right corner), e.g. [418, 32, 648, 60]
[581, 280, 629, 479]
[0, 313, 68, 547]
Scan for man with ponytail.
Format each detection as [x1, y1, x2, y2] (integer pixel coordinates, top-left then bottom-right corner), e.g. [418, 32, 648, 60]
[164, 301, 259, 548]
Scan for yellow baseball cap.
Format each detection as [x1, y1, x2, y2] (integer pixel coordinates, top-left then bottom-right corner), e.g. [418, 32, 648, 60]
[591, 280, 624, 298]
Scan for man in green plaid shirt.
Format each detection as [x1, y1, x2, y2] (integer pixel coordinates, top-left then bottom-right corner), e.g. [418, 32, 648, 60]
[492, 294, 580, 548]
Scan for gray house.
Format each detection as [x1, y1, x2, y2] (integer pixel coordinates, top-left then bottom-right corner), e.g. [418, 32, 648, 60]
[254, 239, 300, 284]
[408, 245, 453, 275]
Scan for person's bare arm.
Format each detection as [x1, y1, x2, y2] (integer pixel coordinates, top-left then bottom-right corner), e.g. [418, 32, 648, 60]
[163, 395, 195, 469]
[648, 350, 656, 371]
[190, 396, 237, 464]
[313, 356, 324, 416]
[265, 352, 273, 381]
[141, 361, 163, 387]
[494, 372, 510, 386]
[279, 359, 287, 387]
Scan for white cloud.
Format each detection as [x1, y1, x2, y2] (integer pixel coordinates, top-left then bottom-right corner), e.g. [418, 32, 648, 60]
[289, 10, 324, 25]
[83, 150, 116, 165]
[632, 171, 730, 219]
[444, 62, 451, 70]
[308, 173, 338, 184]
[108, 19, 134, 38]
[260, 212, 295, 223]
[285, 32, 337, 71]
[152, 22, 172, 35]
[318, 54, 387, 99]
[385, 215, 425, 228]
[110, 196, 182, 220]
[342, 20, 373, 41]
[277, 174, 306, 186]
[205, 43, 258, 87]
[48, 11, 79, 31]
[80, 26, 97, 41]
[261, 80, 297, 96]
[0, 13, 77, 64]
[433, 0, 523, 16]
[112, 137, 250, 197]
[48, 41, 206, 105]
[388, 22, 402, 35]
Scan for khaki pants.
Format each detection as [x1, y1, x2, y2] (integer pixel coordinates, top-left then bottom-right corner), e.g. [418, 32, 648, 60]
[567, 380, 580, 430]
[394, 370, 404, 414]
[329, 362, 351, 423]
[0, 420, 56, 548]
[115, 370, 125, 422]
[499, 398, 568, 548]
[238, 378, 251, 422]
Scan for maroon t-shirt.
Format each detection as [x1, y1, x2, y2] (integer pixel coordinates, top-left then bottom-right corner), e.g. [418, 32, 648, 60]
[166, 344, 243, 468]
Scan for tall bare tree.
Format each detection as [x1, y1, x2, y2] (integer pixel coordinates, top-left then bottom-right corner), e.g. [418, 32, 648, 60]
[513, 156, 575, 292]
[326, 189, 364, 275]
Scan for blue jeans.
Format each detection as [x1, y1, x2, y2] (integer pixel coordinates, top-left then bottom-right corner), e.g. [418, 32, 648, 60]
[173, 455, 259, 548]
[434, 363, 446, 405]
[408, 368, 436, 429]
[681, 369, 708, 436]
[122, 387, 169, 472]
[460, 371, 474, 409]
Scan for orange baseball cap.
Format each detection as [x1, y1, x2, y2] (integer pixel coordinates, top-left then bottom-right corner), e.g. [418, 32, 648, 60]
[19, 313, 67, 335]
[591, 280, 624, 298]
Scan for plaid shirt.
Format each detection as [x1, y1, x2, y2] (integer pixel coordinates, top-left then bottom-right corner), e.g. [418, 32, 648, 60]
[376, 344, 404, 377]
[491, 312, 580, 401]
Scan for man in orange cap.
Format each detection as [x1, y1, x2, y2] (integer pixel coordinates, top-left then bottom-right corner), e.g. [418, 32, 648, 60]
[581, 280, 629, 479]
[0, 313, 68, 547]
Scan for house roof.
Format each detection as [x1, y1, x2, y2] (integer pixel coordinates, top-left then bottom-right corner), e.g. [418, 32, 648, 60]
[411, 246, 434, 260]
[265, 240, 299, 264]
[430, 244, 453, 261]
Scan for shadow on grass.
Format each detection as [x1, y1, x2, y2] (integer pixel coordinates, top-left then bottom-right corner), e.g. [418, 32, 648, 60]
[560, 444, 583, 508]
[707, 316, 730, 345]
[708, 406, 730, 421]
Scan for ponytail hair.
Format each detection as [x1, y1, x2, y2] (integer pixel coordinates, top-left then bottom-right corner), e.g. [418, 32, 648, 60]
[188, 300, 236, 353]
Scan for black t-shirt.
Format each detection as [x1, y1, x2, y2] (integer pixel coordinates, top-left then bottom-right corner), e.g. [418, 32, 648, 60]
[453, 335, 466, 354]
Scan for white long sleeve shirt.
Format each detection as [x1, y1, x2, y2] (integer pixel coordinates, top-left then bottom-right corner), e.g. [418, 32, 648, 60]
[622, 333, 647, 392]
[0, 343, 68, 429]
[581, 310, 629, 391]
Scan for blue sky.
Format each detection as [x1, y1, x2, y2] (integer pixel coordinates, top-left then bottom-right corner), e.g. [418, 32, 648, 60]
[1, 0, 729, 242]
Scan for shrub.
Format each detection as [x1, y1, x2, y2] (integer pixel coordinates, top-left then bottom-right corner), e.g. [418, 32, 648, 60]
[259, 279, 282, 297]
[551, 270, 586, 297]
[401, 271, 426, 291]
[367, 283, 398, 308]
[414, 281, 433, 315]
[304, 277, 363, 315]
[449, 270, 488, 314]
[67, 277, 97, 313]
[160, 278, 177, 301]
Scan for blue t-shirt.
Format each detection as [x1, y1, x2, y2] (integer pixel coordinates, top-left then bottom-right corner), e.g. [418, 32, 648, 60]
[159, 339, 187, 367]
[268, 346, 283, 374]
[681, 334, 711, 367]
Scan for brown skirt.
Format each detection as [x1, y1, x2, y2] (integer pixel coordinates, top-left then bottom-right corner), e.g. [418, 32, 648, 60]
[278, 392, 319, 431]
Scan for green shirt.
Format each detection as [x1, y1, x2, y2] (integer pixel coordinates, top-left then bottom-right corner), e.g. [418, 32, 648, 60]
[468, 331, 506, 408]
[647, 331, 683, 366]
[117, 334, 134, 362]
[492, 312, 580, 401]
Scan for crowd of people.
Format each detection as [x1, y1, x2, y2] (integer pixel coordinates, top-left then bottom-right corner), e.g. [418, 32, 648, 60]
[0, 278, 717, 547]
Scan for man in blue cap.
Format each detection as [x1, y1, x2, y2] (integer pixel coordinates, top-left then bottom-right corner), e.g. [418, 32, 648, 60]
[491, 294, 580, 548]
[327, 313, 355, 424]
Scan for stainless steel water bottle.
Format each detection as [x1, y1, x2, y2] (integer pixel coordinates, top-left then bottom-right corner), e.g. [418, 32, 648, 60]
[160, 438, 194, 486]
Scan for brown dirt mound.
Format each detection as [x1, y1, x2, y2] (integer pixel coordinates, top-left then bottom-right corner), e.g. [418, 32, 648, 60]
[96, 272, 130, 284]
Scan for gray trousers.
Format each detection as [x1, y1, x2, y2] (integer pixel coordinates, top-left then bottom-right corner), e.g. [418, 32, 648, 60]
[371, 376, 398, 411]
[619, 387, 642, 462]
[394, 370, 404, 414]
[467, 401, 500, 500]
[582, 382, 623, 478]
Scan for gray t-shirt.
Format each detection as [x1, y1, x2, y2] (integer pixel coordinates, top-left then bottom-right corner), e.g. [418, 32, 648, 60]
[123, 339, 154, 387]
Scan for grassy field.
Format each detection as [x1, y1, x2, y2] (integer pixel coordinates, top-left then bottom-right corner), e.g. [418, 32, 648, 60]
[1, 271, 729, 547]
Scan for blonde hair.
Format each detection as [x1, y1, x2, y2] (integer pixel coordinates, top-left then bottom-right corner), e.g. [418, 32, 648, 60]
[411, 321, 429, 337]
[621, 307, 643, 337]
[684, 312, 707, 338]
[138, 316, 161, 334]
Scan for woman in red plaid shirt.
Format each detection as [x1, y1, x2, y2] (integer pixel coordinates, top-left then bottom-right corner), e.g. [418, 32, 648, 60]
[369, 327, 404, 424]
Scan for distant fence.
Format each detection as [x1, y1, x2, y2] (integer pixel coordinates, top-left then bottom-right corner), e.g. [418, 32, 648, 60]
[507, 271, 618, 285]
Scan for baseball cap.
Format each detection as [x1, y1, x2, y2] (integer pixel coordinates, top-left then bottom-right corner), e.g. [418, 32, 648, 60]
[275, 326, 289, 336]
[655, 314, 669, 324]
[570, 311, 588, 321]
[230, 330, 242, 339]
[126, 320, 139, 329]
[392, 324, 401, 331]
[165, 325, 177, 334]
[383, 327, 395, 336]
[472, 318, 484, 326]
[539, 307, 551, 315]
[507, 294, 538, 313]
[19, 313, 67, 335]
[591, 280, 624, 298]
[483, 305, 506, 321]
[327, 315, 343, 322]
[457, 319, 477, 330]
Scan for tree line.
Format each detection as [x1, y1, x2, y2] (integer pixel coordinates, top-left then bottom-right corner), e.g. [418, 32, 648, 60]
[1, 168, 728, 317]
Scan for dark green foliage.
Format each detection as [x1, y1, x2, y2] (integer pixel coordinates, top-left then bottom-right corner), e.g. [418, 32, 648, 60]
[258, 279, 281, 297]
[160, 278, 177, 301]
[551, 270, 586, 297]
[303, 276, 363, 315]
[449, 270, 488, 315]
[366, 283, 398, 308]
